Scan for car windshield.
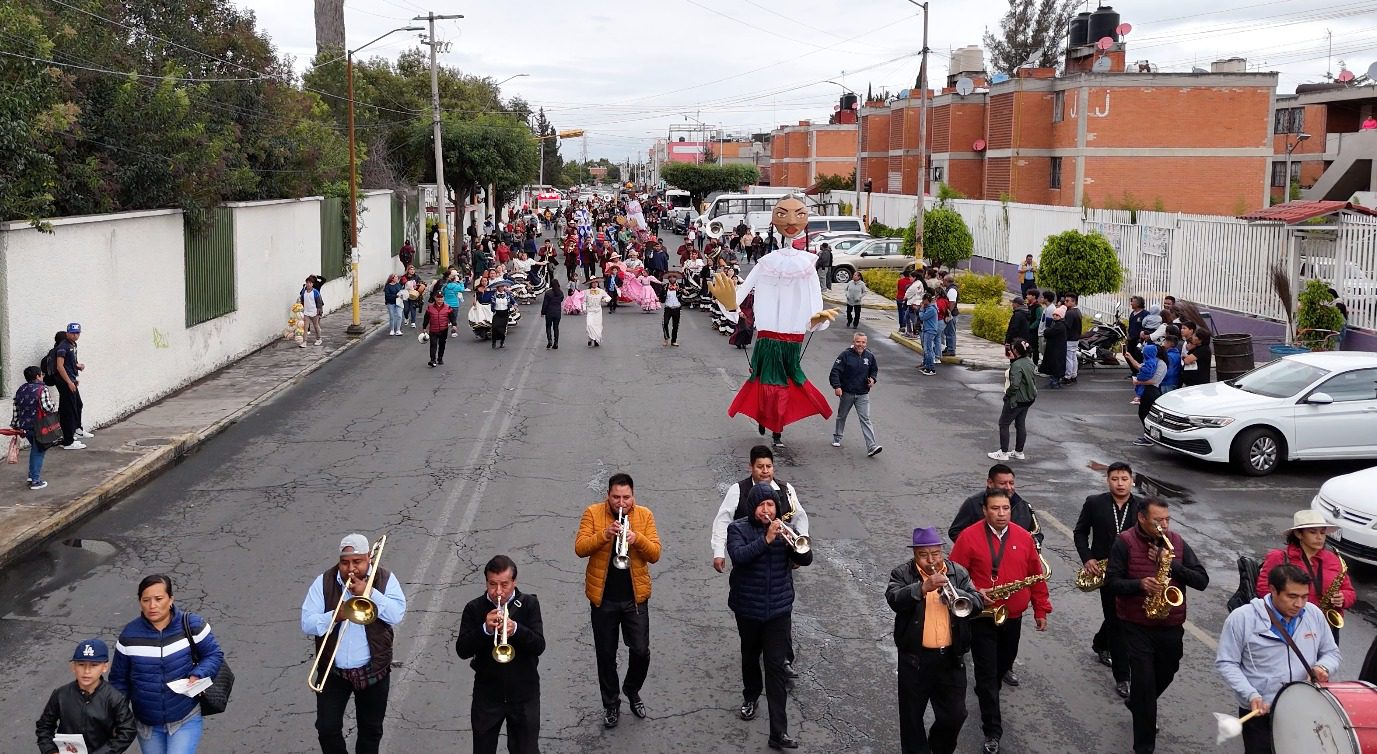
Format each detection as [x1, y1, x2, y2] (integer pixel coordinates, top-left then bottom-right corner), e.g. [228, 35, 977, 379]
[1230, 359, 1330, 398]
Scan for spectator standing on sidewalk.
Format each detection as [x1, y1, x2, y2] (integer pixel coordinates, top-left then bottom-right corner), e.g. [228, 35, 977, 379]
[941, 276, 959, 356]
[903, 275, 926, 338]
[1126, 296, 1147, 366]
[895, 271, 914, 335]
[1043, 307, 1068, 389]
[1025, 290, 1043, 365]
[829, 332, 883, 457]
[1179, 321, 1213, 387]
[989, 339, 1038, 461]
[300, 276, 324, 347]
[1130, 339, 1168, 446]
[1004, 297, 1030, 346]
[843, 273, 868, 328]
[53, 324, 90, 449]
[12, 365, 57, 489]
[815, 243, 834, 291]
[918, 294, 940, 376]
[1062, 294, 1082, 384]
[1018, 255, 1037, 297]
[384, 275, 404, 336]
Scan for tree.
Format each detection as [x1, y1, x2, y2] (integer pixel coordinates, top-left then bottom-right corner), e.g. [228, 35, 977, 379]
[906, 207, 973, 267]
[531, 108, 564, 187]
[436, 112, 538, 216]
[983, 0, 1079, 73]
[0, 0, 70, 227]
[1036, 230, 1124, 296]
[814, 171, 855, 192]
[659, 163, 760, 203]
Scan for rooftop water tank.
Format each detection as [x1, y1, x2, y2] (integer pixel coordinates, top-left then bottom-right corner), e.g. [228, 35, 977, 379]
[1069, 12, 1092, 48]
[1088, 5, 1121, 46]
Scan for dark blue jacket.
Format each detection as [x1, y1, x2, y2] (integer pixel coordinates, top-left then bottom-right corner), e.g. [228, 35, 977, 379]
[829, 348, 878, 395]
[110, 605, 224, 726]
[727, 517, 812, 622]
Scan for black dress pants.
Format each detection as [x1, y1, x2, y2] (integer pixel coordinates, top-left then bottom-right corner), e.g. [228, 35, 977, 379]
[1093, 587, 1130, 682]
[315, 672, 390, 754]
[428, 329, 449, 363]
[544, 315, 560, 346]
[591, 600, 651, 710]
[735, 612, 792, 739]
[471, 694, 540, 754]
[969, 616, 1023, 740]
[846, 305, 861, 327]
[1121, 622, 1184, 754]
[56, 380, 83, 446]
[897, 649, 967, 754]
[1240, 706, 1274, 754]
[662, 307, 681, 343]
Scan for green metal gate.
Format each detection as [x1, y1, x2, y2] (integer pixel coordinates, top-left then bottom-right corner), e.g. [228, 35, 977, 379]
[320, 196, 348, 280]
[184, 208, 237, 327]
[391, 193, 404, 256]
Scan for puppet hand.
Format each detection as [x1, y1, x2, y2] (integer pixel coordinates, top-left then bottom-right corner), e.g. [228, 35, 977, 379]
[809, 308, 840, 328]
[710, 272, 738, 312]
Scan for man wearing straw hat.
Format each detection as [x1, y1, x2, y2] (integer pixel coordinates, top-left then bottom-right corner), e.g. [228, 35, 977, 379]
[886, 526, 982, 754]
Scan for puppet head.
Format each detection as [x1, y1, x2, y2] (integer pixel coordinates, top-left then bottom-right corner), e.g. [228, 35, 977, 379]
[771, 194, 808, 239]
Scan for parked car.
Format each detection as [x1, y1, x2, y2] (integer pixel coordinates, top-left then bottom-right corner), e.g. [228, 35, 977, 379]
[829, 237, 917, 283]
[1311, 465, 1377, 565]
[807, 232, 871, 253]
[1144, 352, 1377, 476]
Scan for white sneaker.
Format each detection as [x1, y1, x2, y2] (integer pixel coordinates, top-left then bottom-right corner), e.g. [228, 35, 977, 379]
[75, 428, 94, 438]
[314, 339, 323, 346]
[987, 450, 1011, 461]
[1009, 451, 1026, 460]
[299, 341, 307, 348]
[63, 441, 87, 450]
[831, 441, 841, 447]
[411, 322, 417, 328]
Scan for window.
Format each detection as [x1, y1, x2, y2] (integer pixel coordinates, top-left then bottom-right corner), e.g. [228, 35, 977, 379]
[1314, 369, 1377, 402]
[1052, 91, 1065, 123]
[1273, 107, 1304, 134]
[806, 220, 828, 233]
[1050, 157, 1063, 189]
[1271, 161, 1302, 188]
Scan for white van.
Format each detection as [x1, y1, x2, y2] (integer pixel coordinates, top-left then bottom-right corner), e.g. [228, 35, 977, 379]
[806, 215, 865, 235]
[697, 192, 788, 238]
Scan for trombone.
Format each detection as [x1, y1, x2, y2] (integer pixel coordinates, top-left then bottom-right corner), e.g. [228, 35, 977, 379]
[612, 509, 631, 570]
[774, 513, 811, 555]
[307, 535, 387, 692]
[492, 595, 516, 664]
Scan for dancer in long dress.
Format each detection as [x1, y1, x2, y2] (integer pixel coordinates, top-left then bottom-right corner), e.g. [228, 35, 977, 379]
[585, 276, 612, 347]
[711, 194, 838, 446]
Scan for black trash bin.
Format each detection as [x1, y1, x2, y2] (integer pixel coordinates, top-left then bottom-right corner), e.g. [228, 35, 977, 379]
[1214, 333, 1255, 381]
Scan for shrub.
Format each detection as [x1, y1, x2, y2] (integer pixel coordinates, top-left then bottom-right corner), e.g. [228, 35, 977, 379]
[1036, 230, 1123, 296]
[954, 271, 1009, 305]
[1296, 279, 1345, 350]
[862, 269, 902, 300]
[904, 206, 973, 268]
[867, 220, 905, 238]
[971, 300, 1012, 343]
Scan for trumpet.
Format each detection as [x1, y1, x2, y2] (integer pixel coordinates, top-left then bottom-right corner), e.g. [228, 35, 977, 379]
[773, 513, 811, 554]
[613, 509, 631, 570]
[492, 595, 515, 664]
[308, 535, 387, 692]
[1323, 553, 1348, 629]
[929, 562, 974, 617]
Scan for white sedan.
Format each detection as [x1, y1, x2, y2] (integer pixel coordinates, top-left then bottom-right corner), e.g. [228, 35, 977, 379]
[1311, 465, 1377, 565]
[1144, 352, 1377, 475]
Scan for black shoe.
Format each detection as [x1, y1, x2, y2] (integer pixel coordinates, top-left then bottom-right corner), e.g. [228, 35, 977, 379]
[546, 342, 551, 349]
[772, 433, 784, 447]
[1116, 680, 1130, 699]
[983, 738, 1000, 754]
[768, 734, 799, 750]
[603, 707, 620, 728]
[627, 694, 647, 719]
[739, 699, 758, 720]
[783, 661, 799, 679]
[427, 361, 435, 368]
[758, 423, 766, 436]
[1003, 671, 1020, 687]
[1098, 650, 1114, 668]
[552, 344, 558, 349]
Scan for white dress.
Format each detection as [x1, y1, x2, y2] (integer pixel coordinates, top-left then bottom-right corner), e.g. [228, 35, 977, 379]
[585, 288, 612, 341]
[735, 239, 829, 336]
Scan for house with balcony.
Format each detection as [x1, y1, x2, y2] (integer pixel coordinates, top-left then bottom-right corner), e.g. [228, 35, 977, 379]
[1273, 85, 1377, 203]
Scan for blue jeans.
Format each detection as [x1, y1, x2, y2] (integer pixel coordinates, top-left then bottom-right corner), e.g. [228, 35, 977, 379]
[943, 317, 957, 355]
[26, 429, 45, 483]
[386, 303, 402, 332]
[921, 329, 941, 369]
[897, 300, 908, 332]
[402, 298, 418, 324]
[138, 713, 203, 754]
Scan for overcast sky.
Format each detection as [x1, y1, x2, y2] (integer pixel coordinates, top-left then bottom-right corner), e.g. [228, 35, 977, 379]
[237, 0, 1376, 164]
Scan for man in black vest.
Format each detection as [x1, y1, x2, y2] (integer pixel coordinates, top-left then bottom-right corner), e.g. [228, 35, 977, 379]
[456, 555, 546, 754]
[302, 534, 408, 754]
[1073, 461, 1142, 698]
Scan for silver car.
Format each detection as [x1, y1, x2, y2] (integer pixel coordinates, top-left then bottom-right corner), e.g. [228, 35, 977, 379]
[829, 237, 915, 283]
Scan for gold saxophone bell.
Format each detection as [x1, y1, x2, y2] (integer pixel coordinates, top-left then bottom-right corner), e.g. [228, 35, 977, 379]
[979, 604, 1008, 625]
[308, 535, 388, 692]
[1322, 553, 1348, 629]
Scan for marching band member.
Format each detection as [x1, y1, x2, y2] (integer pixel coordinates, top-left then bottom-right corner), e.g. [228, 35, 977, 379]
[574, 473, 662, 728]
[948, 464, 1044, 552]
[727, 483, 812, 750]
[1073, 461, 1142, 698]
[710, 445, 809, 677]
[1105, 498, 1209, 754]
[1218, 563, 1341, 754]
[1254, 510, 1354, 643]
[301, 534, 407, 754]
[456, 555, 545, 754]
[887, 526, 983, 754]
[949, 490, 1051, 754]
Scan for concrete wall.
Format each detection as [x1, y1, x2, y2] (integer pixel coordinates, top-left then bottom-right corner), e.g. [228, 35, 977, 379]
[0, 192, 396, 427]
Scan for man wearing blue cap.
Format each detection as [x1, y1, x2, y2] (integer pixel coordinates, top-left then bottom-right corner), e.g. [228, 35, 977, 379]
[53, 323, 91, 450]
[35, 639, 136, 754]
[887, 527, 983, 754]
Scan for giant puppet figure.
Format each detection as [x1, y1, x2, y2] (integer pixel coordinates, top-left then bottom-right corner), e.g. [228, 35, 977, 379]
[711, 194, 838, 444]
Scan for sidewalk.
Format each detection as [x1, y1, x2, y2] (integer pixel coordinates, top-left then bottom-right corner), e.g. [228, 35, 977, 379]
[821, 287, 1009, 370]
[0, 276, 405, 571]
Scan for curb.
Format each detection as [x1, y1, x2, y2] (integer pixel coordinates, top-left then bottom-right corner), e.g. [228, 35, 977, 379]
[0, 315, 388, 572]
[888, 330, 965, 365]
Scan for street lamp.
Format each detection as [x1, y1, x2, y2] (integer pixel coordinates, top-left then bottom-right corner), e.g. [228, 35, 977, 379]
[495, 73, 529, 88]
[1283, 132, 1311, 201]
[683, 112, 717, 165]
[905, 0, 929, 253]
[345, 25, 425, 335]
[825, 80, 864, 219]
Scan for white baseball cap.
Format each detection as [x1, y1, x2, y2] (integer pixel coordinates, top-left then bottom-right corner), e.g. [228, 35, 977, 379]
[339, 534, 369, 554]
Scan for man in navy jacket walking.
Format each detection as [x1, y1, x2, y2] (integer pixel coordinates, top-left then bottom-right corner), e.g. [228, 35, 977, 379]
[829, 332, 882, 457]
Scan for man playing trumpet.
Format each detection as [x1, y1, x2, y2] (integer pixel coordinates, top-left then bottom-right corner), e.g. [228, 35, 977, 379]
[887, 526, 984, 754]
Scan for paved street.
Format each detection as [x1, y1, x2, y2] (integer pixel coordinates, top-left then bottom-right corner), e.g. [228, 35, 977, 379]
[2, 238, 1375, 753]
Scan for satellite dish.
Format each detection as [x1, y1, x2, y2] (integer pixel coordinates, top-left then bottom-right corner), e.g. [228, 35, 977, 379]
[1338, 68, 1356, 82]
[1116, 22, 1132, 37]
[972, 139, 986, 152]
[1192, 67, 1209, 74]
[955, 77, 975, 96]
[1092, 56, 1112, 73]
[991, 72, 1010, 84]
[1367, 62, 1377, 81]
[1096, 36, 1114, 51]
[898, 88, 910, 99]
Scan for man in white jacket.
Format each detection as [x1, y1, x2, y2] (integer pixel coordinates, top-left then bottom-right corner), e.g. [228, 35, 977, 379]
[1216, 563, 1341, 753]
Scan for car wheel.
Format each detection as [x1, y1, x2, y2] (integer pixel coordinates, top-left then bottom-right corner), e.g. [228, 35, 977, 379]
[832, 267, 853, 284]
[1232, 427, 1283, 476]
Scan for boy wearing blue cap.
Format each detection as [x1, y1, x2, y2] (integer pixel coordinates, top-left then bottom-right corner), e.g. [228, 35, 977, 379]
[35, 639, 135, 754]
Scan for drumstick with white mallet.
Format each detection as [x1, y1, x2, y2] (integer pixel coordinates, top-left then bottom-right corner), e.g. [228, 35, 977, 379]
[1214, 709, 1264, 744]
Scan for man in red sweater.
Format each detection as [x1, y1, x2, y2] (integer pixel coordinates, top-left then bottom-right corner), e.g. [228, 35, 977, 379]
[950, 490, 1052, 754]
[896, 271, 914, 334]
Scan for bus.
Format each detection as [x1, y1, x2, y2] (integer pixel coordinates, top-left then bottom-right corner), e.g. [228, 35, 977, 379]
[665, 189, 692, 211]
[696, 192, 789, 238]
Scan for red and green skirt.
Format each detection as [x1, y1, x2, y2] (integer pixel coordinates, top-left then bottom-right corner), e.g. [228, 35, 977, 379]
[728, 330, 832, 433]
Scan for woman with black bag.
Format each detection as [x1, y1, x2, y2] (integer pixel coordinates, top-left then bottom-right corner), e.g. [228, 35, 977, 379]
[111, 574, 226, 754]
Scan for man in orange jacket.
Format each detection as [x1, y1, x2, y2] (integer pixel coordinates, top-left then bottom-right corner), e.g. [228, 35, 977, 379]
[575, 473, 662, 730]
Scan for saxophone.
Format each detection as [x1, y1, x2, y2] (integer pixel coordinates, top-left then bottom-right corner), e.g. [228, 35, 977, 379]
[979, 555, 1052, 626]
[1322, 554, 1348, 629]
[1144, 524, 1185, 619]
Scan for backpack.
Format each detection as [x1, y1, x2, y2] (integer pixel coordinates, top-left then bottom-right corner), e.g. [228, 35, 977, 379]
[40, 347, 61, 386]
[1226, 555, 1262, 612]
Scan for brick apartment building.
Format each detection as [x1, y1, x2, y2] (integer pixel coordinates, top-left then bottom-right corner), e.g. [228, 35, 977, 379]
[769, 121, 858, 189]
[1271, 83, 1377, 203]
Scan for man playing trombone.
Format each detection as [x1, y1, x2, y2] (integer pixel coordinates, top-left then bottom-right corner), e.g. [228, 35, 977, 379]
[575, 473, 662, 729]
[301, 534, 407, 754]
[456, 555, 546, 754]
[886, 526, 984, 754]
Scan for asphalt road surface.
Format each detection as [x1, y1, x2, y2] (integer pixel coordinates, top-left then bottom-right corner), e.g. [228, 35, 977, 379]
[3, 230, 1375, 753]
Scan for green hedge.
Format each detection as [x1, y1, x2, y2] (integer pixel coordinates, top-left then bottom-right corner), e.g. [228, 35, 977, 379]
[971, 300, 1012, 343]
[862, 269, 902, 300]
[954, 271, 1009, 305]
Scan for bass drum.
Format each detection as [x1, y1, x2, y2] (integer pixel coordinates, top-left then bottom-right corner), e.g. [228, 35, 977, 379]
[1273, 681, 1377, 754]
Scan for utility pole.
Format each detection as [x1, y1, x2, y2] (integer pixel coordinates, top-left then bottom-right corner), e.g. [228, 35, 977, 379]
[907, 0, 930, 253]
[416, 11, 463, 269]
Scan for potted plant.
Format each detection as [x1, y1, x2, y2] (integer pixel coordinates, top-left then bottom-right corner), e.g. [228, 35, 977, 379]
[1294, 279, 1345, 351]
